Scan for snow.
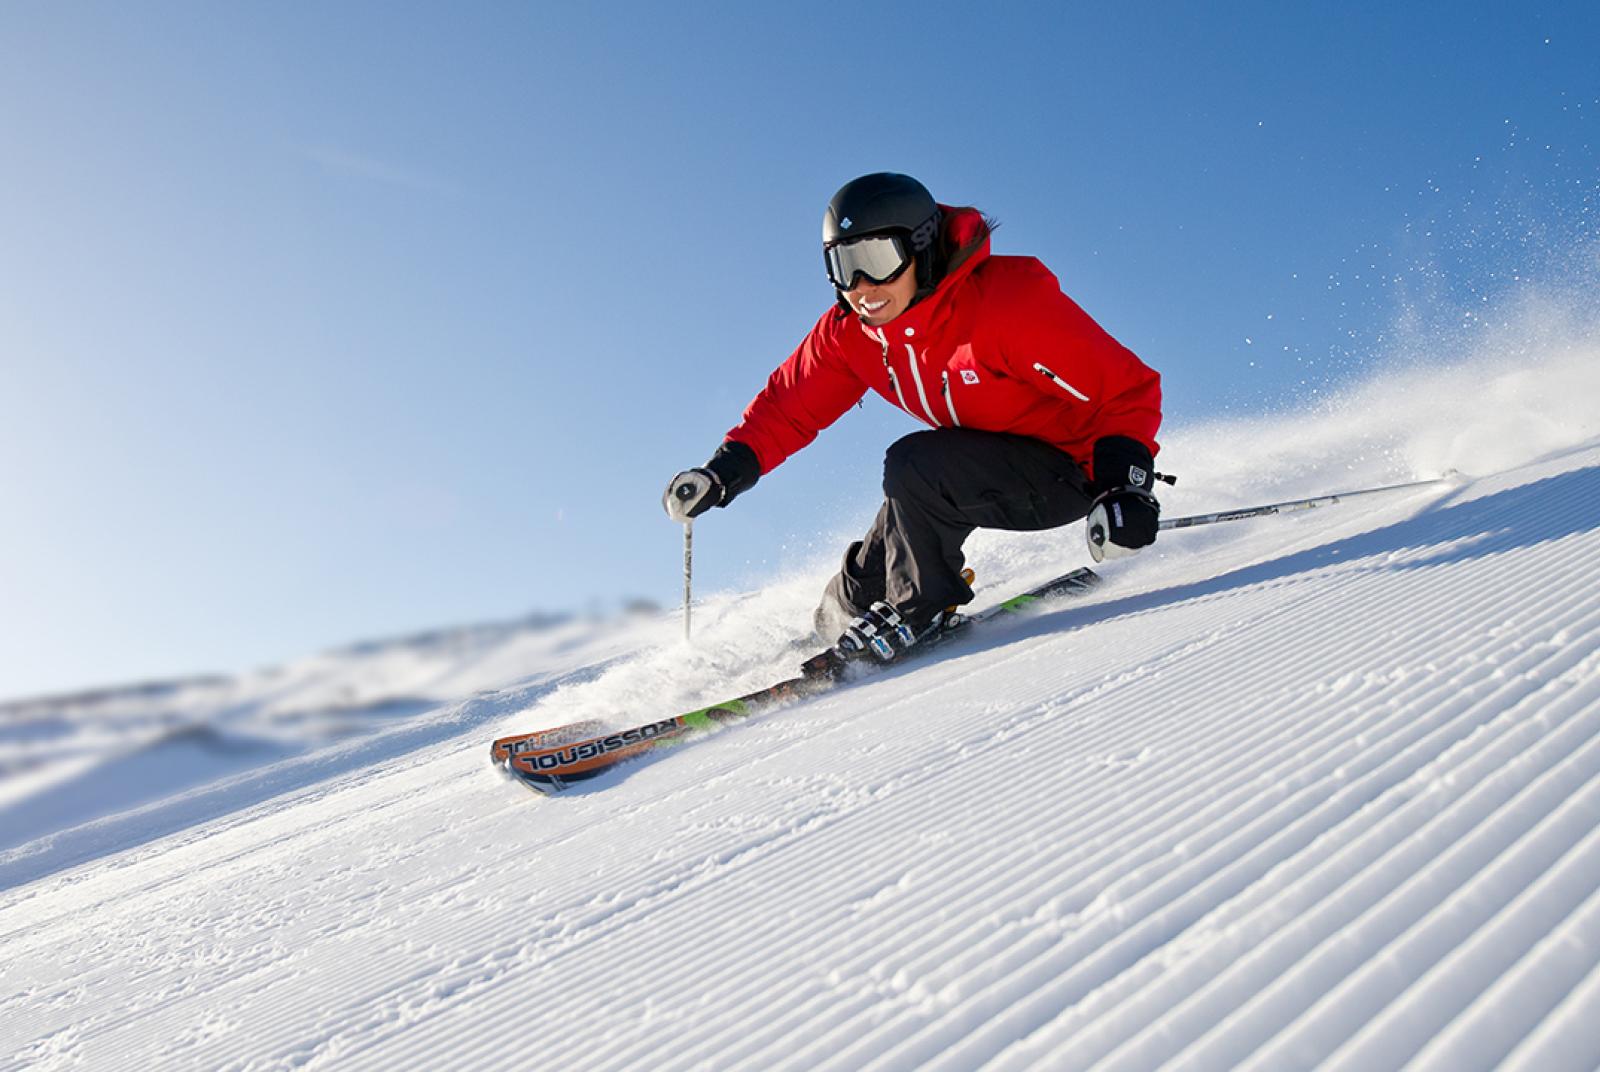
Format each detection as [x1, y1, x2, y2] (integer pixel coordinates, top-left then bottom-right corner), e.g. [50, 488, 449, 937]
[3, 320, 1600, 1069]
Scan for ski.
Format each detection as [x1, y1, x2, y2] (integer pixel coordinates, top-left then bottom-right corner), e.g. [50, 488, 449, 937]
[490, 719, 609, 765]
[492, 566, 1103, 794]
[500, 676, 830, 794]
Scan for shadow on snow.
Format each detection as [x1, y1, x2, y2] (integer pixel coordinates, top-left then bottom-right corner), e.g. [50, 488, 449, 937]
[1002, 463, 1600, 654]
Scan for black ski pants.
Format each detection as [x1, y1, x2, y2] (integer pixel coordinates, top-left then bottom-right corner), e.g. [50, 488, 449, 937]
[821, 428, 1095, 629]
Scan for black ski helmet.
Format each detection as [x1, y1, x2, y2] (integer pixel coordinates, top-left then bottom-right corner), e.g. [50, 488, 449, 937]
[822, 172, 943, 295]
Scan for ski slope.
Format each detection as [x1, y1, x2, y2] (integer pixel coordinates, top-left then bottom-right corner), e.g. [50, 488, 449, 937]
[3, 329, 1600, 1070]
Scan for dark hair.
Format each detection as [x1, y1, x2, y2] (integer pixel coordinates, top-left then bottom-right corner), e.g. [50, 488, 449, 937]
[919, 206, 997, 299]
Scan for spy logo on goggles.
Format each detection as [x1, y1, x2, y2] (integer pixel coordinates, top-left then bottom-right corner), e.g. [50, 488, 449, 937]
[825, 234, 912, 290]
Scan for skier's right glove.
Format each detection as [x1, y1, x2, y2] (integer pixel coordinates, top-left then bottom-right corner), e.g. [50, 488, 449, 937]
[662, 440, 761, 523]
[1085, 435, 1161, 562]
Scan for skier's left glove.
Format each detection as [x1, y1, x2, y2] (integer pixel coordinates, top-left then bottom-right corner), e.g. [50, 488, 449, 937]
[1085, 435, 1161, 563]
[662, 441, 761, 523]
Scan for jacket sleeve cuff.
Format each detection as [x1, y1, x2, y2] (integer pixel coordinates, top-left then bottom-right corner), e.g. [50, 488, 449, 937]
[705, 440, 762, 507]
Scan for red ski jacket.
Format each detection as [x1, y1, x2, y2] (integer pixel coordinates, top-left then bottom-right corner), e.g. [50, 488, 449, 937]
[725, 208, 1162, 484]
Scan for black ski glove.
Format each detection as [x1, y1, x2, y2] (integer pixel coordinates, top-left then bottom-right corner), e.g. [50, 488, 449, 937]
[662, 441, 761, 522]
[1085, 436, 1161, 561]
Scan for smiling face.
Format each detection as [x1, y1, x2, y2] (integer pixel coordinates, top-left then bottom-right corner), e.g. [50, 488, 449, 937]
[842, 256, 919, 326]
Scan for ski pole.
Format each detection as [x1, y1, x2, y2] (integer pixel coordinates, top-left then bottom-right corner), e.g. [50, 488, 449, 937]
[682, 519, 694, 644]
[1158, 472, 1459, 533]
[667, 478, 703, 643]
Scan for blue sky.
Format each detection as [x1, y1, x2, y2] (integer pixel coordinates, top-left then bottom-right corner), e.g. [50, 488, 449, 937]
[2, 2, 1596, 699]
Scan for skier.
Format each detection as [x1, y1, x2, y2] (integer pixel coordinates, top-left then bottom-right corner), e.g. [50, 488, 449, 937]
[664, 172, 1163, 664]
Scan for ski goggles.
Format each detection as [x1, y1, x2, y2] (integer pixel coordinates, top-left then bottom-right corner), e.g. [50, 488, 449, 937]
[824, 234, 912, 291]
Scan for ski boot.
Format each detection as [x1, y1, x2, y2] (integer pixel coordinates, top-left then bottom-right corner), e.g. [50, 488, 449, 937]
[803, 569, 975, 680]
[801, 602, 959, 680]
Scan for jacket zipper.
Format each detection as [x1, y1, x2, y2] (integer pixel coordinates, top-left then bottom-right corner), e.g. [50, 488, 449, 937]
[1033, 362, 1091, 401]
[873, 328, 927, 425]
[941, 370, 962, 427]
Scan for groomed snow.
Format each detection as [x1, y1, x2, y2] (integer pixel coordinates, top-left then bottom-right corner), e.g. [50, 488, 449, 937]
[3, 303, 1599, 1070]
